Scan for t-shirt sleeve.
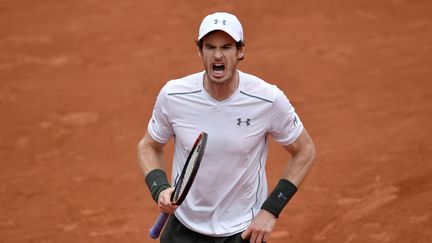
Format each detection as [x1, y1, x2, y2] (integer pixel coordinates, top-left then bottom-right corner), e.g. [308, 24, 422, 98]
[269, 89, 304, 146]
[147, 85, 174, 144]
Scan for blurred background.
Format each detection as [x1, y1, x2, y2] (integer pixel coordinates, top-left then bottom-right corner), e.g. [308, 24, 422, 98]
[0, 0, 431, 242]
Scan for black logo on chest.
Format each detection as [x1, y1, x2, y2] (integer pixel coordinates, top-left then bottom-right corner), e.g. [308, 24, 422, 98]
[237, 118, 251, 126]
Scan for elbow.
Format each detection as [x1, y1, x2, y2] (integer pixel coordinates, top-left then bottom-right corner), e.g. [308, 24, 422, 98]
[137, 136, 146, 151]
[307, 140, 316, 165]
[299, 137, 316, 168]
[310, 142, 316, 161]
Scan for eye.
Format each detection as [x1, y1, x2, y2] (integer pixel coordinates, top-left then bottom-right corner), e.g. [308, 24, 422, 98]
[204, 44, 216, 50]
[222, 44, 234, 50]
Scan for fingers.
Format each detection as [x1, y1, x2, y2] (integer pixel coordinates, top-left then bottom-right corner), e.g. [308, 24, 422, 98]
[157, 187, 177, 214]
[241, 228, 250, 240]
[242, 210, 275, 243]
[161, 204, 177, 214]
[241, 226, 269, 243]
[249, 230, 267, 243]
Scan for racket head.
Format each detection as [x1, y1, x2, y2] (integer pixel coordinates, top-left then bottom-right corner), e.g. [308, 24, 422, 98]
[171, 132, 208, 205]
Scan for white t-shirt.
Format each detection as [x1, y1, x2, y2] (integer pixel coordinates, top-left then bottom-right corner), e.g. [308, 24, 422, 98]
[148, 70, 303, 236]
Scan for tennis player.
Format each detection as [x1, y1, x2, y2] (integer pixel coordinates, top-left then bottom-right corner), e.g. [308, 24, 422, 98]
[138, 12, 316, 243]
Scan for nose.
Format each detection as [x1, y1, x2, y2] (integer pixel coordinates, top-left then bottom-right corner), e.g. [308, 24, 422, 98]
[213, 48, 223, 59]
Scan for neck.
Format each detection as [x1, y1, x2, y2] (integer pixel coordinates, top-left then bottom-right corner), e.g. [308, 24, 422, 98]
[203, 71, 239, 101]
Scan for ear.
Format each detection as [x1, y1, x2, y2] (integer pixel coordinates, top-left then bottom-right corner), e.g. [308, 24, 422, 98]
[238, 52, 244, 59]
[196, 46, 203, 57]
[237, 46, 245, 60]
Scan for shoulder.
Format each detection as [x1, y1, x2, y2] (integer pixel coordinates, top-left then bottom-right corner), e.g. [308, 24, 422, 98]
[238, 71, 283, 103]
[162, 72, 204, 95]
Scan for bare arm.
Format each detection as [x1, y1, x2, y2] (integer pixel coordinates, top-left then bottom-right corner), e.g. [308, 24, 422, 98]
[242, 129, 316, 243]
[137, 132, 177, 213]
[282, 128, 316, 186]
[137, 132, 166, 176]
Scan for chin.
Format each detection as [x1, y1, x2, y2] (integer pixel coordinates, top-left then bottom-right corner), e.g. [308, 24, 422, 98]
[210, 75, 229, 84]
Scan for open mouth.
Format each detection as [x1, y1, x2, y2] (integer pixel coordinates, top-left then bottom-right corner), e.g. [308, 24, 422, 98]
[212, 63, 225, 75]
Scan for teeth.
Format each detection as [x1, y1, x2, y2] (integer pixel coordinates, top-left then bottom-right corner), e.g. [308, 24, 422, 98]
[213, 64, 224, 74]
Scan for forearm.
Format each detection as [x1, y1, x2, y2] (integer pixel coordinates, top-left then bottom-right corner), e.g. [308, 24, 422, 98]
[137, 132, 166, 176]
[261, 129, 315, 218]
[282, 145, 315, 187]
[137, 132, 172, 203]
[282, 129, 315, 186]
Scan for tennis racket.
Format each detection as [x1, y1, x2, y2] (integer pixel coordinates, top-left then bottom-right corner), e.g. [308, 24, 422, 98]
[149, 132, 208, 239]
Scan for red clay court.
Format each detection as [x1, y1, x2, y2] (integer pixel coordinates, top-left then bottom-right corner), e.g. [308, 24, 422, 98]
[1, 0, 431, 242]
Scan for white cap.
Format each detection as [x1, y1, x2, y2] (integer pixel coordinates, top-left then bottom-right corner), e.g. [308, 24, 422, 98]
[198, 12, 244, 42]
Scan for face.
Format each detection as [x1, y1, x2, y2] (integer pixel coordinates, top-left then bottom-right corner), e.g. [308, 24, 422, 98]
[199, 31, 244, 85]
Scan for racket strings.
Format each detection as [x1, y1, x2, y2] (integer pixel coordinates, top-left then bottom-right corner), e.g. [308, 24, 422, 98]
[175, 144, 201, 199]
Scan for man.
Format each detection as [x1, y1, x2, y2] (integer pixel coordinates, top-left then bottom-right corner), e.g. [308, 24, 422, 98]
[138, 12, 315, 243]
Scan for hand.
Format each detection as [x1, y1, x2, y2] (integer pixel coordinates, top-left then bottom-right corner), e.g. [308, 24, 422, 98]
[157, 187, 177, 214]
[241, 209, 276, 243]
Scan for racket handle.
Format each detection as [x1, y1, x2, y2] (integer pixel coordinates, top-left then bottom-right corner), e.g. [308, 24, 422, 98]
[149, 212, 169, 239]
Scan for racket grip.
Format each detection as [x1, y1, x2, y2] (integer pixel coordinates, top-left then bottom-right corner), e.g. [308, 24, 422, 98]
[149, 212, 169, 239]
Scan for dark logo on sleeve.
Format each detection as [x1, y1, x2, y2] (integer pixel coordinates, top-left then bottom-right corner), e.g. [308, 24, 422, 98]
[293, 115, 299, 126]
